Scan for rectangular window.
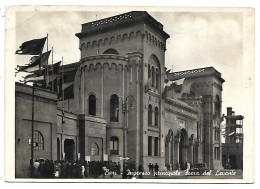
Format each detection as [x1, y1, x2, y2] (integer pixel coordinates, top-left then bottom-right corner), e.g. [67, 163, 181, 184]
[154, 137, 159, 156]
[110, 137, 119, 155]
[214, 147, 220, 160]
[148, 136, 152, 156]
[236, 120, 242, 125]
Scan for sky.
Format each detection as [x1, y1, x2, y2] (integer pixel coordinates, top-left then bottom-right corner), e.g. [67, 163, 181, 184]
[14, 9, 253, 128]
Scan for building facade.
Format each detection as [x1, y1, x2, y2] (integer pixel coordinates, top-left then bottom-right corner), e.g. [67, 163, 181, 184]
[222, 107, 244, 169]
[15, 11, 226, 178]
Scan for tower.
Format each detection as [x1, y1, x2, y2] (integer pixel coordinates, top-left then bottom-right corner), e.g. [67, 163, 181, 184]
[167, 67, 225, 169]
[74, 11, 170, 166]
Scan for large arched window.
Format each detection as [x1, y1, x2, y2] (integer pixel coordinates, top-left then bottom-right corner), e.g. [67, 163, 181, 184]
[110, 136, 119, 155]
[110, 94, 119, 122]
[156, 68, 160, 89]
[103, 48, 119, 55]
[149, 55, 160, 90]
[154, 106, 159, 126]
[148, 104, 153, 125]
[89, 94, 96, 116]
[90, 143, 99, 156]
[29, 130, 44, 150]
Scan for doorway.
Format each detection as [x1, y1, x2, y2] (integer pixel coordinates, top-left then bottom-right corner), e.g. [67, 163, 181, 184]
[64, 139, 75, 162]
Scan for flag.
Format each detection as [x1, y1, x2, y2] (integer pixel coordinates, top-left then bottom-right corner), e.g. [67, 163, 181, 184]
[16, 50, 51, 73]
[49, 61, 61, 74]
[25, 75, 45, 83]
[16, 56, 41, 72]
[25, 69, 45, 79]
[16, 37, 46, 55]
[39, 50, 51, 68]
[58, 83, 74, 100]
[24, 68, 45, 83]
[63, 70, 76, 83]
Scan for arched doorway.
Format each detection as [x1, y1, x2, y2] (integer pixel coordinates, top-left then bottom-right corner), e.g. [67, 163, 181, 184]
[178, 128, 188, 170]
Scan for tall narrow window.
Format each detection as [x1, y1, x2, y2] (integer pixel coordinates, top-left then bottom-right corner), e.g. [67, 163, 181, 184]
[154, 137, 159, 156]
[148, 64, 151, 79]
[152, 66, 155, 87]
[29, 130, 44, 150]
[110, 136, 119, 155]
[89, 94, 96, 116]
[110, 94, 119, 122]
[156, 68, 159, 89]
[215, 127, 220, 141]
[148, 136, 152, 156]
[214, 147, 220, 160]
[148, 104, 153, 125]
[154, 106, 159, 126]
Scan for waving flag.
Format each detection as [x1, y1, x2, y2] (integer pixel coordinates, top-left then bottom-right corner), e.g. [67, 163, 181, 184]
[16, 51, 51, 72]
[16, 37, 46, 55]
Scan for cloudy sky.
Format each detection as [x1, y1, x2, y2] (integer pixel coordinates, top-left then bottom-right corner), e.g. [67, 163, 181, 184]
[14, 8, 253, 127]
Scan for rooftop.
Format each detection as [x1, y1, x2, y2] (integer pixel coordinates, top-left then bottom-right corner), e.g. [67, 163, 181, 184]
[75, 11, 170, 39]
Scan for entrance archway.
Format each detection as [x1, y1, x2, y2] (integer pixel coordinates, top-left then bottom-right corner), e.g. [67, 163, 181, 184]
[179, 128, 188, 170]
[64, 139, 75, 162]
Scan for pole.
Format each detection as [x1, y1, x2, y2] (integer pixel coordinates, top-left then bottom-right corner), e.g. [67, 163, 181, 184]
[51, 47, 54, 91]
[30, 84, 35, 178]
[61, 57, 64, 160]
[62, 57, 64, 112]
[46, 33, 49, 87]
[122, 106, 126, 179]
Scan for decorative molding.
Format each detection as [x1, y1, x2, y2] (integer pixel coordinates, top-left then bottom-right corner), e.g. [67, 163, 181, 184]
[80, 30, 143, 50]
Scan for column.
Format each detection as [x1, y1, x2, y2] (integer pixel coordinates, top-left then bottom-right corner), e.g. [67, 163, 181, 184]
[171, 139, 174, 168]
[174, 137, 180, 170]
[189, 138, 194, 165]
[101, 66, 104, 117]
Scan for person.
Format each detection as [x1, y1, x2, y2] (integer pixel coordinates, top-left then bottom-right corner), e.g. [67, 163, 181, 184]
[122, 164, 127, 179]
[117, 162, 121, 174]
[54, 168, 60, 178]
[102, 163, 107, 179]
[138, 163, 144, 178]
[148, 163, 152, 173]
[151, 163, 154, 174]
[154, 163, 159, 177]
[33, 159, 40, 178]
[50, 160, 55, 178]
[81, 163, 85, 178]
[85, 161, 90, 178]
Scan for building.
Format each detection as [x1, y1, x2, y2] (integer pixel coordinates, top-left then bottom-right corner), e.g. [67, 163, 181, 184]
[15, 11, 226, 178]
[222, 107, 244, 169]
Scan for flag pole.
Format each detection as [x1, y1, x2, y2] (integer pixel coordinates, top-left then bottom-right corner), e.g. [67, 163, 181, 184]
[46, 33, 49, 88]
[171, 65, 173, 98]
[51, 47, 54, 91]
[61, 57, 64, 160]
[30, 83, 35, 178]
[62, 57, 64, 113]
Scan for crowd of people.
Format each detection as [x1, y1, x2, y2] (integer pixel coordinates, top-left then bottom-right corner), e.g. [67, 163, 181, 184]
[33, 159, 161, 179]
[33, 159, 122, 179]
